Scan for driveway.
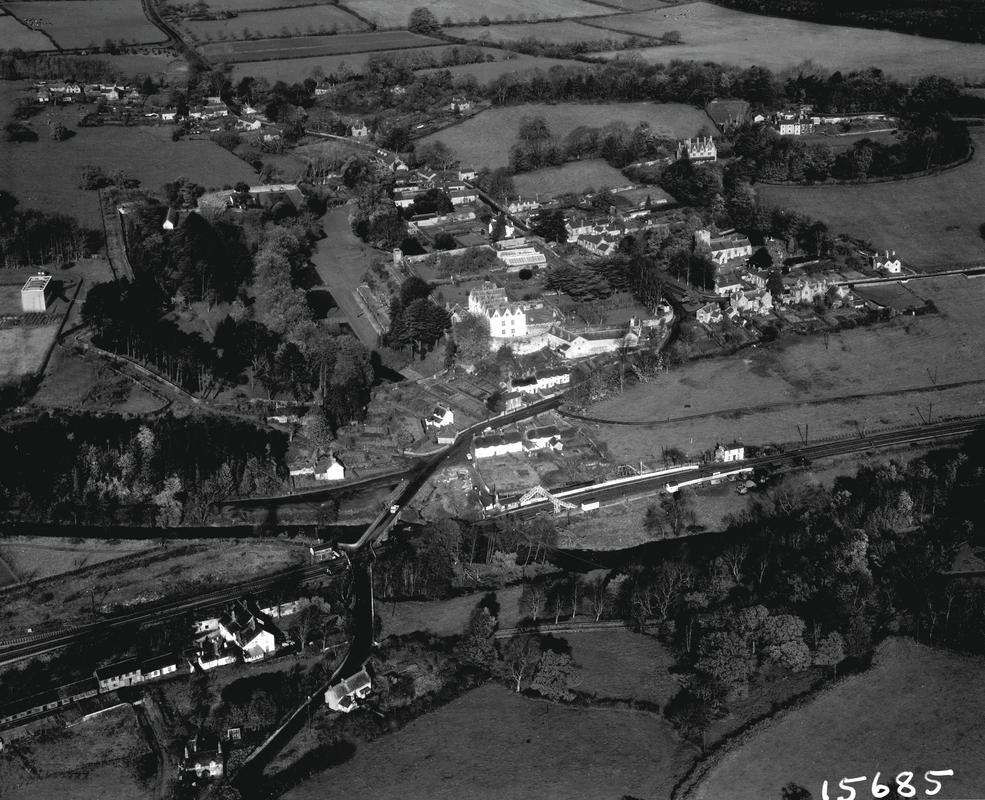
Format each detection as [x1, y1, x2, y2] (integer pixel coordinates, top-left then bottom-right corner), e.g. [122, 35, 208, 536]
[311, 206, 382, 349]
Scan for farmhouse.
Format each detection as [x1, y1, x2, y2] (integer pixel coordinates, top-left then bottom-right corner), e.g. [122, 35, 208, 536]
[676, 136, 717, 162]
[873, 250, 902, 274]
[325, 669, 372, 713]
[218, 604, 281, 662]
[20, 272, 53, 312]
[426, 405, 455, 428]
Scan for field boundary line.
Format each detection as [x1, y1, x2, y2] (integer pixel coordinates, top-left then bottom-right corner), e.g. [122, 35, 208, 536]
[1, 5, 62, 52]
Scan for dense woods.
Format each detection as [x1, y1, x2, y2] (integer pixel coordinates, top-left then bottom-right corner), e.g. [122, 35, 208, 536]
[0, 413, 287, 524]
[0, 191, 104, 267]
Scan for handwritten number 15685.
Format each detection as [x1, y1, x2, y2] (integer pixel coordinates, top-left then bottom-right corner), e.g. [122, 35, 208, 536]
[822, 770, 954, 800]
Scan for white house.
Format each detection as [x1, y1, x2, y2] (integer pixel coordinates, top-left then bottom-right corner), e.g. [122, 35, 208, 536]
[524, 425, 563, 451]
[325, 669, 372, 713]
[20, 272, 53, 313]
[314, 456, 345, 482]
[449, 97, 472, 114]
[714, 442, 745, 463]
[874, 251, 902, 274]
[696, 302, 722, 324]
[218, 605, 280, 662]
[506, 197, 541, 215]
[192, 617, 220, 636]
[183, 734, 224, 779]
[730, 288, 773, 315]
[550, 325, 641, 360]
[458, 166, 477, 181]
[468, 282, 527, 340]
[676, 136, 717, 162]
[426, 405, 454, 428]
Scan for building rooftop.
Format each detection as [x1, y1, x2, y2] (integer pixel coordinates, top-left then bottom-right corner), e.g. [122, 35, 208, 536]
[22, 273, 52, 292]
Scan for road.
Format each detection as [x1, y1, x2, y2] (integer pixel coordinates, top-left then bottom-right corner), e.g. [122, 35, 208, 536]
[311, 207, 383, 349]
[496, 415, 985, 519]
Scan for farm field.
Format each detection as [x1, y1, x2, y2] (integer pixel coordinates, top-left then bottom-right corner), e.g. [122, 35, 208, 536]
[200, 29, 441, 61]
[568, 629, 679, 705]
[0, 120, 255, 227]
[693, 640, 985, 800]
[1, 0, 167, 49]
[196, 0, 349, 10]
[0, 539, 307, 638]
[0, 537, 157, 582]
[591, 0, 670, 7]
[0, 705, 153, 800]
[419, 53, 584, 81]
[343, 0, 614, 28]
[282, 683, 692, 800]
[588, 274, 985, 459]
[591, 2, 985, 81]
[0, 12, 53, 50]
[758, 131, 985, 267]
[180, 5, 367, 43]
[513, 158, 630, 197]
[446, 20, 643, 46]
[420, 101, 708, 169]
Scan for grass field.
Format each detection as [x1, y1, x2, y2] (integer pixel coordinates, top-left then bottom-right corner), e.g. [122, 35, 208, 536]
[181, 5, 367, 43]
[0, 118, 255, 227]
[380, 585, 524, 638]
[0, 537, 157, 581]
[0, 12, 53, 50]
[592, 1, 985, 81]
[0, 705, 153, 800]
[694, 640, 985, 800]
[568, 628, 679, 705]
[446, 20, 642, 46]
[589, 274, 985, 459]
[0, 539, 307, 639]
[758, 131, 985, 268]
[420, 101, 708, 169]
[1, 0, 167, 49]
[513, 158, 630, 196]
[283, 683, 692, 800]
[344, 0, 613, 28]
[0, 326, 58, 381]
[590, 0, 670, 8]
[200, 29, 441, 61]
[199, 0, 341, 9]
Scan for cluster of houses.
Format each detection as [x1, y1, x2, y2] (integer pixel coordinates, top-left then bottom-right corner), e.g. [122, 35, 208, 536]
[35, 80, 142, 105]
[392, 167, 480, 210]
[191, 601, 285, 670]
[471, 423, 566, 460]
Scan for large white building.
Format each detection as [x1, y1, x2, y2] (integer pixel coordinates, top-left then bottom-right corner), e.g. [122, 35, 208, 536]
[21, 273, 53, 312]
[695, 229, 754, 265]
[468, 282, 527, 339]
[676, 136, 717, 162]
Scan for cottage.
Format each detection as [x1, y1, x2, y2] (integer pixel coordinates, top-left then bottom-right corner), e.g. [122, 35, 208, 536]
[449, 97, 472, 114]
[325, 668, 372, 713]
[94, 659, 142, 692]
[350, 120, 369, 138]
[505, 197, 541, 215]
[426, 405, 454, 428]
[162, 207, 181, 231]
[874, 250, 902, 274]
[448, 187, 479, 206]
[714, 442, 745, 463]
[524, 425, 563, 451]
[550, 324, 641, 360]
[218, 605, 280, 662]
[20, 272, 53, 313]
[314, 456, 345, 481]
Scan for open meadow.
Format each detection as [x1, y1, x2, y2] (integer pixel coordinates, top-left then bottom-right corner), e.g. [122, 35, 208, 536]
[420, 101, 709, 169]
[1, 0, 167, 49]
[589, 274, 985, 459]
[592, 1, 985, 81]
[0, 537, 157, 582]
[446, 20, 643, 46]
[380, 585, 524, 638]
[201, 29, 440, 61]
[693, 640, 985, 800]
[568, 628, 679, 705]
[418, 53, 584, 81]
[0, 11, 53, 50]
[0, 324, 59, 382]
[0, 705, 153, 800]
[0, 117, 255, 226]
[758, 131, 985, 268]
[282, 682, 692, 800]
[513, 158, 630, 196]
[343, 0, 614, 28]
[182, 5, 367, 43]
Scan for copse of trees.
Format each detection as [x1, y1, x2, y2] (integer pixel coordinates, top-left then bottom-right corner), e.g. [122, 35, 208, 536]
[385, 276, 451, 359]
[0, 191, 103, 267]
